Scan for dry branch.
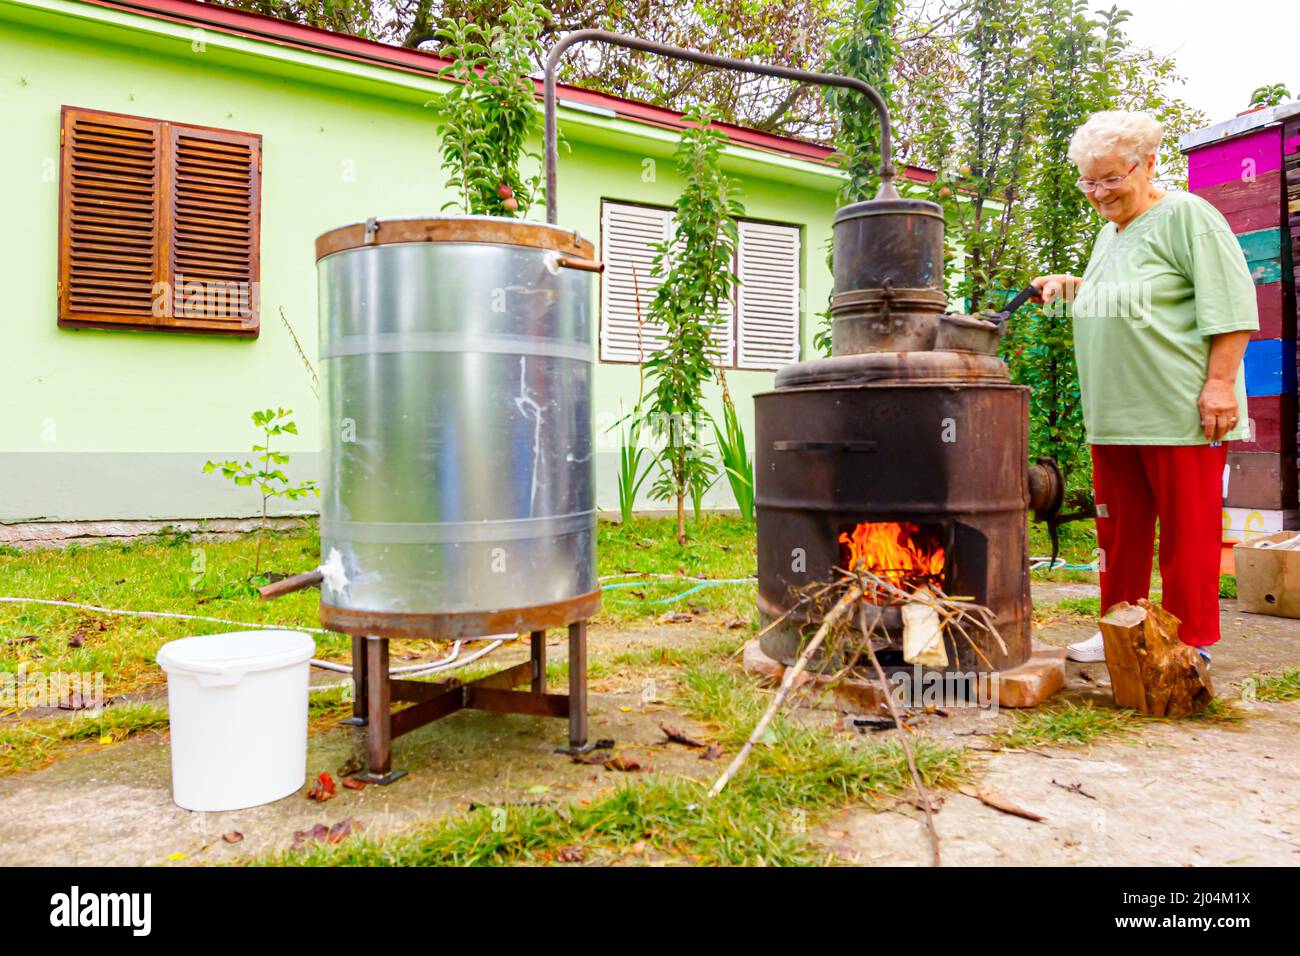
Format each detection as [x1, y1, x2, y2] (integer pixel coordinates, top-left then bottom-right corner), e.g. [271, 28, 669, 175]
[708, 567, 1007, 867]
[707, 586, 862, 798]
[857, 602, 943, 867]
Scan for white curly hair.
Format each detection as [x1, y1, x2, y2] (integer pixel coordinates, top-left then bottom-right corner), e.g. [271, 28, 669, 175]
[1067, 110, 1165, 168]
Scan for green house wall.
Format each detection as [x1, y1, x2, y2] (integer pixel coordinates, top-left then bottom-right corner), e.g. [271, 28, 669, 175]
[0, 0, 846, 522]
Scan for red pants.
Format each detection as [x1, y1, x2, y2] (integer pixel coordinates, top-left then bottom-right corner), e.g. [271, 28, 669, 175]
[1091, 444, 1226, 647]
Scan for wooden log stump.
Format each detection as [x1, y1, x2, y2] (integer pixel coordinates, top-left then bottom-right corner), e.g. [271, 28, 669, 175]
[1098, 599, 1214, 717]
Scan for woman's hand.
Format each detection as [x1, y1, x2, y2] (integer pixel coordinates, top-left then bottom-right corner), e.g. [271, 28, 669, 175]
[1198, 378, 1240, 441]
[1029, 274, 1082, 306]
[1200, 331, 1252, 441]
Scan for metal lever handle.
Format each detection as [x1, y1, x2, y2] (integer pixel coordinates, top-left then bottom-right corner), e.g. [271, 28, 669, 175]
[990, 284, 1040, 325]
[543, 29, 896, 224]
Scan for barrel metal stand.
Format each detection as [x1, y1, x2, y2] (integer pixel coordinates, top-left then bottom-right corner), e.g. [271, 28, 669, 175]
[347, 621, 591, 784]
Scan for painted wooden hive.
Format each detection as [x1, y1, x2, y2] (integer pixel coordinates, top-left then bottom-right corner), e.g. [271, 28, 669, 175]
[1184, 104, 1300, 543]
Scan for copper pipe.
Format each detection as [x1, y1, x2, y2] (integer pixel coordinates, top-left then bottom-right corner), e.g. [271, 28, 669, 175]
[258, 569, 324, 601]
[555, 255, 604, 272]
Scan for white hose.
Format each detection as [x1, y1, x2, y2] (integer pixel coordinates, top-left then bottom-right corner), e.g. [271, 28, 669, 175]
[0, 596, 510, 683]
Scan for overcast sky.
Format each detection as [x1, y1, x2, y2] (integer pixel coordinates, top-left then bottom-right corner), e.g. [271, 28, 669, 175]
[1116, 0, 1296, 122]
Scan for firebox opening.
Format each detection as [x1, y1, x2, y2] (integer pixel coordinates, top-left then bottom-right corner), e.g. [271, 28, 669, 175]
[838, 520, 947, 598]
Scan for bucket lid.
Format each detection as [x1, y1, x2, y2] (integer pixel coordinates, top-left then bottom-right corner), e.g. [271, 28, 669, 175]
[157, 631, 316, 678]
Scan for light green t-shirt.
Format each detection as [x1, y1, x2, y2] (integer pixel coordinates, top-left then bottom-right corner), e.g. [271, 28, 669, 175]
[1072, 190, 1259, 445]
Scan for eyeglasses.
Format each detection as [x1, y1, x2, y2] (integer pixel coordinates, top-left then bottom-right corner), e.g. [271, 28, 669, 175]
[1076, 162, 1139, 194]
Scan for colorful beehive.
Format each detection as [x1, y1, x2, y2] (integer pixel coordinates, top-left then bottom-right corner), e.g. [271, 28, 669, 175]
[1181, 102, 1300, 544]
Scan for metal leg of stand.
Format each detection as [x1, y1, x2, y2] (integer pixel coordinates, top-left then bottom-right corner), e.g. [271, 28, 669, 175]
[360, 636, 406, 784]
[340, 634, 368, 726]
[568, 620, 588, 749]
[530, 629, 546, 694]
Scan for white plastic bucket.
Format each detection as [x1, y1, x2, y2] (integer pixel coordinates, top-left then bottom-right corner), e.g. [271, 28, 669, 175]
[157, 630, 316, 812]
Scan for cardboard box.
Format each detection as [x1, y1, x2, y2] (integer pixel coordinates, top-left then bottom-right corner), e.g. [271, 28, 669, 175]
[1234, 530, 1300, 617]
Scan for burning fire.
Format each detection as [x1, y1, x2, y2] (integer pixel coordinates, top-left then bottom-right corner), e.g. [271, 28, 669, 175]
[839, 522, 945, 593]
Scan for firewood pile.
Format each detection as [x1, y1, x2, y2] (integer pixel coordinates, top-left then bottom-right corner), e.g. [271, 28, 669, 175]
[708, 566, 1007, 867]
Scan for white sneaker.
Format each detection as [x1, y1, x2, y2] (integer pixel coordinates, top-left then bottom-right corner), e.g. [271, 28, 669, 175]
[1067, 631, 1106, 662]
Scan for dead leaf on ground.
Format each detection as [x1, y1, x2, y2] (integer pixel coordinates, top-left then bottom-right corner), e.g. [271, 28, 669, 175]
[604, 755, 645, 772]
[222, 831, 244, 844]
[659, 723, 706, 748]
[902, 792, 945, 814]
[656, 612, 692, 624]
[556, 844, 585, 863]
[724, 618, 747, 629]
[328, 817, 362, 844]
[307, 771, 337, 802]
[67, 632, 86, 649]
[336, 756, 364, 777]
[699, 744, 725, 761]
[291, 823, 330, 851]
[342, 777, 367, 791]
[958, 785, 1044, 822]
[689, 605, 707, 615]
[570, 751, 607, 765]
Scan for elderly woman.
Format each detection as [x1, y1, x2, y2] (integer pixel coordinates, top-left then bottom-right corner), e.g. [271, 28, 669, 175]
[1032, 110, 1258, 664]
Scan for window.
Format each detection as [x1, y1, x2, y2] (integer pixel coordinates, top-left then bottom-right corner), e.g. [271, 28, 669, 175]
[57, 106, 262, 336]
[599, 200, 801, 370]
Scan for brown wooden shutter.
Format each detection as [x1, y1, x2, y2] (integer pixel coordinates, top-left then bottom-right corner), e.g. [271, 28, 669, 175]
[58, 108, 164, 326]
[166, 125, 261, 334]
[58, 106, 261, 336]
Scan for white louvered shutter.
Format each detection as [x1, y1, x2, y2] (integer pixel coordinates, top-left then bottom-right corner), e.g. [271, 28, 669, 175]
[600, 202, 672, 363]
[735, 220, 801, 370]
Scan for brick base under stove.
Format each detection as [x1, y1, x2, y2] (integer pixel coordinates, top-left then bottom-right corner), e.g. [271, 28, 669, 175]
[741, 638, 1065, 710]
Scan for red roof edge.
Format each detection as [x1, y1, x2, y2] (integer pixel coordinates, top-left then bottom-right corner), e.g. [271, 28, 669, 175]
[68, 0, 933, 179]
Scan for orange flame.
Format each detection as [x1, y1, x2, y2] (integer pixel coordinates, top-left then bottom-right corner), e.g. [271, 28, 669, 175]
[839, 522, 945, 593]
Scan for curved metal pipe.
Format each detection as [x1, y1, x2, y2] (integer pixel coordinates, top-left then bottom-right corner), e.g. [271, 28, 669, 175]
[543, 28, 897, 224]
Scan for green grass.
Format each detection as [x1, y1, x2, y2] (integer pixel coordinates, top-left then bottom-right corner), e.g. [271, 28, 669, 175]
[1035, 591, 1162, 621]
[1248, 667, 1300, 703]
[1219, 575, 1237, 599]
[996, 700, 1142, 749]
[269, 775, 823, 866]
[0, 524, 337, 699]
[1186, 697, 1246, 723]
[608, 635, 744, 672]
[0, 702, 169, 775]
[1049, 596, 1102, 618]
[595, 515, 756, 624]
[1028, 519, 1098, 581]
[0, 517, 759, 706]
[260, 661, 967, 867]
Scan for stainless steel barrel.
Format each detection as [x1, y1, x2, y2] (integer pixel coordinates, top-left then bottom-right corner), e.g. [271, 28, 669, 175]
[314, 216, 599, 638]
